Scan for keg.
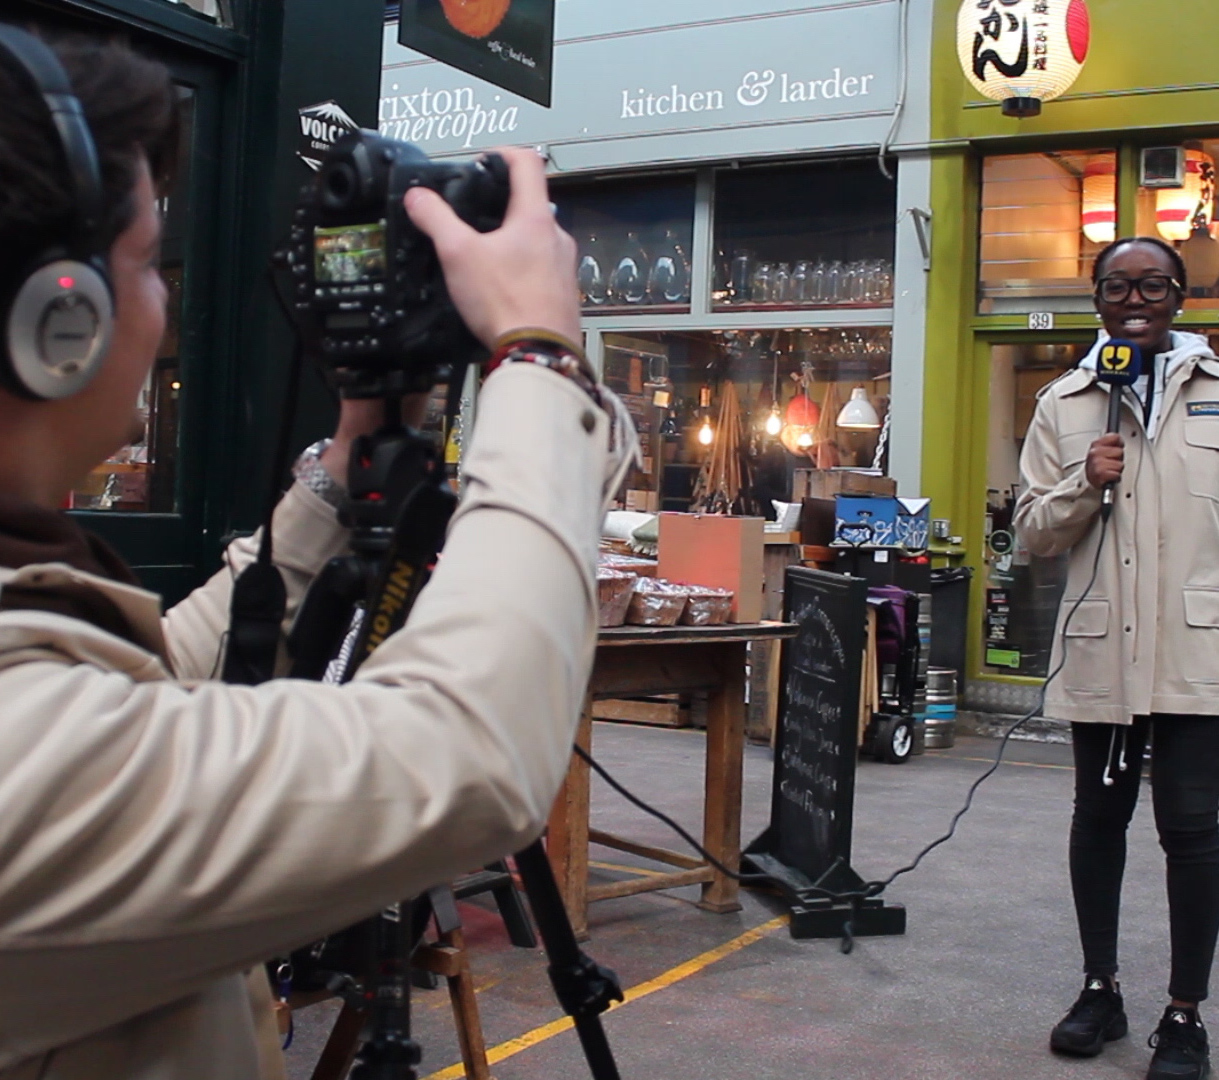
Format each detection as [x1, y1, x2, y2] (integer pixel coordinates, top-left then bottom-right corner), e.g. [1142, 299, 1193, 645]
[925, 667, 958, 749]
[916, 593, 932, 678]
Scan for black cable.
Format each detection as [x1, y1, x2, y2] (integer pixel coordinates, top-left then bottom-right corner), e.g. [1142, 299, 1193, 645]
[579, 512, 1113, 906]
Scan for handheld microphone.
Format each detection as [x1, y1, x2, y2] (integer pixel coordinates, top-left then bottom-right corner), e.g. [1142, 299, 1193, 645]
[1095, 339, 1143, 517]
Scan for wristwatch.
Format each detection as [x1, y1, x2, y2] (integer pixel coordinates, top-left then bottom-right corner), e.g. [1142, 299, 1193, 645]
[292, 438, 345, 510]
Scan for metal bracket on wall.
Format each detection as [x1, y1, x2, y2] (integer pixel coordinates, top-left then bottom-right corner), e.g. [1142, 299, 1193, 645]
[908, 208, 932, 272]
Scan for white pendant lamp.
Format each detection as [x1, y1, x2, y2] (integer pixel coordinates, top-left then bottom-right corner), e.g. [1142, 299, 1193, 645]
[836, 387, 881, 431]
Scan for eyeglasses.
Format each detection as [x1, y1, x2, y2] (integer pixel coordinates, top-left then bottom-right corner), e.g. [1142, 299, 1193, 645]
[1095, 274, 1181, 304]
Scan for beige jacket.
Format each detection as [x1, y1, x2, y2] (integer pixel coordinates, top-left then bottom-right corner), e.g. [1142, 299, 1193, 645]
[0, 363, 611, 1079]
[1014, 332, 1219, 725]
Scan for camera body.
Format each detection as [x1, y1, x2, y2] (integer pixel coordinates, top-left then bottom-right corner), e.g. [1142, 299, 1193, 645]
[283, 131, 510, 395]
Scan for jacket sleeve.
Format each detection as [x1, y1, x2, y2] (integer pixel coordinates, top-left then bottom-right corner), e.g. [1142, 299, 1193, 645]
[0, 364, 608, 1064]
[161, 481, 351, 681]
[1013, 390, 1103, 557]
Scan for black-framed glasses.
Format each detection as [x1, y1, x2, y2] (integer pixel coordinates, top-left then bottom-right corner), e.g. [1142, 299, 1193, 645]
[1095, 275, 1181, 304]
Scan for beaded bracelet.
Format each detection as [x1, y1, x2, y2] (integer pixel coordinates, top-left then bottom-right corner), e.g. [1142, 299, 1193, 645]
[488, 332, 604, 410]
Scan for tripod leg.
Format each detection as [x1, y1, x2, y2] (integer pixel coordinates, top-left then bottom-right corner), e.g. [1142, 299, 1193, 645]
[513, 841, 623, 1080]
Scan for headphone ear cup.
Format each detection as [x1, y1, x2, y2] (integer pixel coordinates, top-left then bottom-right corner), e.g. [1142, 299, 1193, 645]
[3, 258, 113, 400]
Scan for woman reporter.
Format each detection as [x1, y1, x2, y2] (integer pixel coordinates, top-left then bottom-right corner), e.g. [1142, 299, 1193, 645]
[1015, 236, 1219, 1080]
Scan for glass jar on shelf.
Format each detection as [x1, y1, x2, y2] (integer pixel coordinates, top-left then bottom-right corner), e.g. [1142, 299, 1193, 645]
[577, 234, 607, 306]
[750, 262, 773, 304]
[609, 232, 649, 305]
[730, 250, 755, 304]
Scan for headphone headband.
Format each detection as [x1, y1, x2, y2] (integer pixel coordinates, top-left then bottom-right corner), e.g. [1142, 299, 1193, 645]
[0, 25, 104, 248]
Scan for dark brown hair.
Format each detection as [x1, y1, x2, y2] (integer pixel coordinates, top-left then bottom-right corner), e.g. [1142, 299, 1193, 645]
[0, 29, 178, 293]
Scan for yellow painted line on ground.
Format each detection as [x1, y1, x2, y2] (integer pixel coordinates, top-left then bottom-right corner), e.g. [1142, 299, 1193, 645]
[948, 754, 1073, 772]
[420, 914, 788, 1080]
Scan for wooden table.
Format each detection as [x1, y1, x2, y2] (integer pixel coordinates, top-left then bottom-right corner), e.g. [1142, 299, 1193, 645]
[546, 621, 798, 938]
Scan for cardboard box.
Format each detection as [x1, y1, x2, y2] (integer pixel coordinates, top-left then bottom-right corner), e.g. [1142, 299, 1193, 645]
[793, 468, 897, 501]
[657, 513, 764, 623]
[834, 496, 932, 550]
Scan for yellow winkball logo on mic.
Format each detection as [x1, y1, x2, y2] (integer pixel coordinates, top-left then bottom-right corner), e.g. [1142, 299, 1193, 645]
[1100, 343, 1133, 373]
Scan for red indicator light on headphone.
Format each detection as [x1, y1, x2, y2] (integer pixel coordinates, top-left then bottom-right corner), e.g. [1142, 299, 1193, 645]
[57, 276, 75, 290]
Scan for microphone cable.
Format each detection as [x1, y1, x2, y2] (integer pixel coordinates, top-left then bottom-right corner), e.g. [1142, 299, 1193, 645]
[576, 509, 1114, 908]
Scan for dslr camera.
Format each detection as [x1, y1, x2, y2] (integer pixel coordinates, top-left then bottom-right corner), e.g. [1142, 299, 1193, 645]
[281, 131, 510, 396]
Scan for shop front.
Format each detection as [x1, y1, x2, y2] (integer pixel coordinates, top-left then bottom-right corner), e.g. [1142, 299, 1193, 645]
[381, 0, 937, 510]
[923, 0, 1219, 714]
[11, 0, 386, 601]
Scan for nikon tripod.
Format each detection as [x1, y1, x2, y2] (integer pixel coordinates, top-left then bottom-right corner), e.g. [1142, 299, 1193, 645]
[226, 385, 623, 1080]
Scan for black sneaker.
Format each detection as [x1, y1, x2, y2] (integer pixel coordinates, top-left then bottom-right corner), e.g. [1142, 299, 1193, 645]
[1050, 977, 1129, 1056]
[1147, 1006, 1210, 1080]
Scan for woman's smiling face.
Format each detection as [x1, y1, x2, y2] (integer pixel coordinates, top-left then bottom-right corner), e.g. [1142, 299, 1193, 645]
[1093, 241, 1181, 356]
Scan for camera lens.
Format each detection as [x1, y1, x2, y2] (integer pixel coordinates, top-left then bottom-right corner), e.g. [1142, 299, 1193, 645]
[321, 162, 358, 211]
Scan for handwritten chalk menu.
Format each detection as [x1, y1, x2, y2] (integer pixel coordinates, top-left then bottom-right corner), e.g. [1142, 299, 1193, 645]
[769, 566, 868, 883]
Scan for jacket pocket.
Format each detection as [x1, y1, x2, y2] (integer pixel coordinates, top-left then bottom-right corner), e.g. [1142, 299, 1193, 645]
[1184, 586, 1219, 627]
[1183, 419, 1219, 501]
[1181, 587, 1219, 685]
[1059, 430, 1097, 472]
[1063, 597, 1109, 637]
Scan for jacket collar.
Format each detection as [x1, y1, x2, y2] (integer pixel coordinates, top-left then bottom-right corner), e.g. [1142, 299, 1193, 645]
[1056, 331, 1219, 397]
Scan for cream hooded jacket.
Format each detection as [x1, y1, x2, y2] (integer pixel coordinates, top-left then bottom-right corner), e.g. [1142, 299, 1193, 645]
[0, 363, 612, 1079]
[1014, 330, 1219, 725]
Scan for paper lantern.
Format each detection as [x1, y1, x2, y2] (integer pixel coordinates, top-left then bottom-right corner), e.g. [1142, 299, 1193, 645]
[1081, 153, 1116, 244]
[784, 394, 821, 428]
[957, 0, 1090, 118]
[1156, 149, 1216, 243]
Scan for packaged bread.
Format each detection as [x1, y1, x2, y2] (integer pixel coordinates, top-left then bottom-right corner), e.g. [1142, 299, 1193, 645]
[680, 587, 734, 626]
[626, 579, 689, 627]
[597, 569, 636, 627]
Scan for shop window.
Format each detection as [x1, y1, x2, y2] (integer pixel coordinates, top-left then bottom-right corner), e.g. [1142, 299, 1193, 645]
[68, 88, 194, 512]
[602, 327, 891, 514]
[1134, 140, 1219, 310]
[553, 175, 696, 314]
[712, 160, 895, 311]
[984, 342, 1086, 677]
[978, 150, 1114, 315]
[156, 0, 233, 24]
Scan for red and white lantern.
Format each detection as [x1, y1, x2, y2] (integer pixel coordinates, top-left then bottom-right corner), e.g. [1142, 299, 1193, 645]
[1081, 153, 1116, 244]
[1156, 150, 1216, 243]
[957, 0, 1091, 118]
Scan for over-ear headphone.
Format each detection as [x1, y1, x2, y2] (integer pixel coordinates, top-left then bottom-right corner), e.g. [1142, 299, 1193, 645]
[0, 24, 113, 400]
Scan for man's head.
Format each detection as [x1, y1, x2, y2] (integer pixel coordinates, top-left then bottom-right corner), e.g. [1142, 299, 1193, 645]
[0, 29, 177, 506]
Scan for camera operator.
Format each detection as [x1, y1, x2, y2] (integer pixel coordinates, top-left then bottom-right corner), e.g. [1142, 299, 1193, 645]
[0, 30, 629, 1080]
[1015, 236, 1219, 1080]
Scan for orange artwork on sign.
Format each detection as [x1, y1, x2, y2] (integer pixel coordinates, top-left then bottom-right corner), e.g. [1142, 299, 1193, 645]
[440, 0, 511, 38]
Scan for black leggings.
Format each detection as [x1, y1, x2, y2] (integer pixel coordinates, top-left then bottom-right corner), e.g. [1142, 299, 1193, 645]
[1071, 715, 1219, 1002]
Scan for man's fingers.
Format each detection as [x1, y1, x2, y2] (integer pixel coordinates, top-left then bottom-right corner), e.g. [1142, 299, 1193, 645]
[404, 186, 477, 254]
[495, 146, 551, 222]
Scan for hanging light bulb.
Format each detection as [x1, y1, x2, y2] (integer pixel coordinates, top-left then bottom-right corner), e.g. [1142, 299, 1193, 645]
[796, 429, 814, 450]
[765, 405, 783, 436]
[698, 417, 714, 446]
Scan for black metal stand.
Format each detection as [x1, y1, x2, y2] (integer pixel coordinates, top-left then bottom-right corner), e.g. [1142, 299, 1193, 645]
[281, 403, 623, 1080]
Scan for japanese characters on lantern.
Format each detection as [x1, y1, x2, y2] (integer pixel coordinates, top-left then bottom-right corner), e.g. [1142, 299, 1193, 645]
[957, 0, 1091, 117]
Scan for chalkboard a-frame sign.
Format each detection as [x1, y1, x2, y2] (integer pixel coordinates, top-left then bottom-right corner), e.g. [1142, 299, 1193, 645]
[744, 566, 906, 941]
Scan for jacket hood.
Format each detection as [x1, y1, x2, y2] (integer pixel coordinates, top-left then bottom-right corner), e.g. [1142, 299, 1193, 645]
[1078, 329, 1216, 374]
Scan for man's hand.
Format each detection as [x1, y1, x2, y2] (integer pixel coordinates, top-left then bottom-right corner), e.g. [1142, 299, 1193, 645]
[1085, 433, 1125, 489]
[404, 146, 580, 348]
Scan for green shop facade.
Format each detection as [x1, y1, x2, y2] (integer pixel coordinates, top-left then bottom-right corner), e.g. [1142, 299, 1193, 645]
[9, 0, 386, 602]
[923, 0, 1219, 715]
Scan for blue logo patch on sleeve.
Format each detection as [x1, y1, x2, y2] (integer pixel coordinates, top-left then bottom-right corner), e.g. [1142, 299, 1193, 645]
[1188, 402, 1219, 416]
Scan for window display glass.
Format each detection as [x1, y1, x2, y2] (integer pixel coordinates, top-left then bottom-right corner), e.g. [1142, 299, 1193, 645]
[1134, 139, 1219, 311]
[711, 159, 895, 312]
[68, 88, 193, 512]
[978, 150, 1115, 315]
[602, 327, 891, 514]
[552, 175, 696, 314]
